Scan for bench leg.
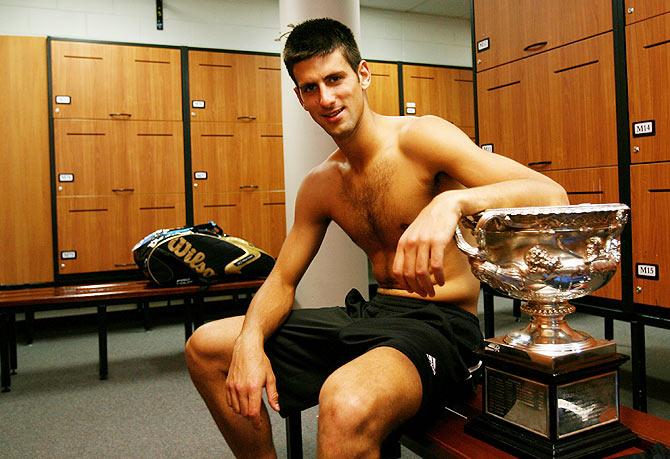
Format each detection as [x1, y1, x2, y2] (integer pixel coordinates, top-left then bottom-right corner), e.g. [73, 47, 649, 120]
[631, 320, 646, 412]
[286, 411, 303, 459]
[1, 313, 11, 392]
[97, 305, 108, 380]
[604, 317, 614, 340]
[482, 286, 495, 338]
[24, 310, 34, 345]
[139, 301, 151, 331]
[9, 312, 17, 374]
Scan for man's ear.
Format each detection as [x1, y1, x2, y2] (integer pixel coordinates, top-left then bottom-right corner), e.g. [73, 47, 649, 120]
[293, 87, 307, 110]
[357, 60, 371, 90]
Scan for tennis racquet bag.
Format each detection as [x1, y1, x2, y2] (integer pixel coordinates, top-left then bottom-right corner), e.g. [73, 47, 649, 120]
[132, 221, 275, 286]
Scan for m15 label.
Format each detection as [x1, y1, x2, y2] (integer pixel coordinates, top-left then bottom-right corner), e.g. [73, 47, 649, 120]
[636, 263, 659, 280]
[58, 173, 74, 182]
[194, 171, 208, 180]
[60, 251, 77, 260]
[192, 100, 206, 109]
[481, 144, 494, 152]
[477, 38, 490, 52]
[633, 120, 655, 137]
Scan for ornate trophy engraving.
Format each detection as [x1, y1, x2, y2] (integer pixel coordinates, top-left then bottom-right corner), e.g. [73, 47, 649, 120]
[455, 204, 637, 458]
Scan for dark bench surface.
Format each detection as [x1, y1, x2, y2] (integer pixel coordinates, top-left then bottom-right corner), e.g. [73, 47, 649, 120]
[0, 279, 265, 308]
[402, 388, 670, 458]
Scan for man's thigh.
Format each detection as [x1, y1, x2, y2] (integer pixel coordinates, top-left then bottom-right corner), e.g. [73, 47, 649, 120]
[187, 315, 245, 368]
[320, 346, 423, 430]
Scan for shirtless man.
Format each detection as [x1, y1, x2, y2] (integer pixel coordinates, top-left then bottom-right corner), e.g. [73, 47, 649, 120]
[185, 18, 568, 458]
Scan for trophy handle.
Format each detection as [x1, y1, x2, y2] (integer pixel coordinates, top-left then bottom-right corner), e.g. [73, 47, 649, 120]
[454, 226, 480, 258]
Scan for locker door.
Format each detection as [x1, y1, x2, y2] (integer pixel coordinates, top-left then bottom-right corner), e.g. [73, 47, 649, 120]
[247, 191, 286, 258]
[627, 13, 670, 164]
[367, 62, 400, 116]
[126, 121, 184, 194]
[54, 120, 118, 196]
[446, 68, 475, 135]
[246, 54, 282, 123]
[189, 51, 243, 122]
[547, 33, 618, 169]
[625, 1, 670, 24]
[57, 196, 125, 273]
[241, 123, 284, 191]
[543, 167, 621, 300]
[193, 192, 244, 236]
[190, 122, 241, 194]
[477, 59, 536, 166]
[402, 65, 445, 117]
[631, 163, 670, 308]
[131, 194, 186, 251]
[122, 45, 182, 121]
[51, 41, 118, 120]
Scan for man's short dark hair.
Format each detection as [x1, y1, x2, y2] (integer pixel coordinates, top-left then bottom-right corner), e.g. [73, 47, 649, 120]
[283, 18, 362, 85]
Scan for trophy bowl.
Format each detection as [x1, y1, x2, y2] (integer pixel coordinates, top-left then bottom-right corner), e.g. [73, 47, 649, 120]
[455, 203, 629, 354]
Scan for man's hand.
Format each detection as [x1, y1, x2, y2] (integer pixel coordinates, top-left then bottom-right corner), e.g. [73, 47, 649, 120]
[225, 334, 280, 428]
[392, 192, 462, 297]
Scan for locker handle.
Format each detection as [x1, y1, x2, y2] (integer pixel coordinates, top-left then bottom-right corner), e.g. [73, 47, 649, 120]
[239, 185, 259, 190]
[527, 161, 552, 168]
[111, 188, 135, 192]
[237, 115, 257, 121]
[109, 113, 132, 118]
[523, 41, 548, 52]
[114, 263, 136, 268]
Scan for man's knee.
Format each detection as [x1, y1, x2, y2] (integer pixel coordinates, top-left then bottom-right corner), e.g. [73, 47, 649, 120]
[318, 376, 380, 437]
[184, 316, 243, 374]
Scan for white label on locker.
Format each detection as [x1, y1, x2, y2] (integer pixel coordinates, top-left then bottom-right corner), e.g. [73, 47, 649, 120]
[55, 95, 71, 104]
[59, 173, 74, 182]
[481, 144, 494, 152]
[406, 102, 416, 108]
[636, 263, 659, 280]
[60, 251, 77, 260]
[194, 171, 208, 180]
[406, 107, 416, 114]
[633, 120, 655, 137]
[477, 38, 490, 52]
[192, 100, 206, 109]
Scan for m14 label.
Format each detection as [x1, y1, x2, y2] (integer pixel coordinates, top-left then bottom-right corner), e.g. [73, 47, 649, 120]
[636, 263, 659, 280]
[633, 120, 655, 137]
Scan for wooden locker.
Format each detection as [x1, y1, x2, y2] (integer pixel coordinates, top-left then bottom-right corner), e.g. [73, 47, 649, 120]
[630, 163, 670, 308]
[474, 0, 613, 71]
[627, 13, 670, 164]
[130, 194, 186, 248]
[545, 33, 618, 169]
[625, 1, 670, 25]
[366, 61, 400, 116]
[244, 123, 284, 192]
[126, 121, 185, 194]
[51, 41, 181, 121]
[57, 196, 130, 273]
[0, 36, 53, 285]
[447, 68, 475, 135]
[543, 167, 621, 300]
[252, 191, 286, 258]
[193, 193, 244, 236]
[244, 54, 282, 123]
[190, 122, 242, 193]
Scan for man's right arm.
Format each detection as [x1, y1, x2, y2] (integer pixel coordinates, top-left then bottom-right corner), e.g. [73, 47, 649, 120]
[225, 169, 331, 421]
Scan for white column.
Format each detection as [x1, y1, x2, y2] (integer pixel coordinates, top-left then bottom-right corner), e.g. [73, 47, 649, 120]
[278, 0, 369, 308]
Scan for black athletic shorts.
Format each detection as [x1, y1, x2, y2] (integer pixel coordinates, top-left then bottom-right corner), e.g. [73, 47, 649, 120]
[265, 288, 483, 421]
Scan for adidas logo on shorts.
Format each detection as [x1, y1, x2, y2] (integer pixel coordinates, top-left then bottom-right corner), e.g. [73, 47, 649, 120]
[426, 354, 437, 375]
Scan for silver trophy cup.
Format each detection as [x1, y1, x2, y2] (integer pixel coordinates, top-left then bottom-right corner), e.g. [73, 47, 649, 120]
[455, 203, 636, 458]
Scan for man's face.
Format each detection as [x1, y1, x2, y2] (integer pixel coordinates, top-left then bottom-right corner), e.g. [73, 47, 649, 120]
[292, 49, 370, 140]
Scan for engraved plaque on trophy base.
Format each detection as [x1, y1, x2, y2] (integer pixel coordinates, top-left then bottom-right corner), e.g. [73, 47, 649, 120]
[464, 344, 638, 459]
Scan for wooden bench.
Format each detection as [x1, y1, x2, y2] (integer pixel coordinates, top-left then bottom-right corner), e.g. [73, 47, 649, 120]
[0, 278, 264, 392]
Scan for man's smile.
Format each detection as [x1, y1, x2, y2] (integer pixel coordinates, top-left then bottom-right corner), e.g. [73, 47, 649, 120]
[321, 107, 345, 121]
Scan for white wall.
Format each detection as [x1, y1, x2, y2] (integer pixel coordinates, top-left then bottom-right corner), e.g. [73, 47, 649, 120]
[0, 0, 472, 66]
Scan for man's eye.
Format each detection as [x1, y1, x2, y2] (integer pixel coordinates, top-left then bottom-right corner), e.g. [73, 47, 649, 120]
[303, 85, 316, 93]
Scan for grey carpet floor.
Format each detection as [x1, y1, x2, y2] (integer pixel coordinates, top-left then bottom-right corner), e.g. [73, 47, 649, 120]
[1, 295, 668, 458]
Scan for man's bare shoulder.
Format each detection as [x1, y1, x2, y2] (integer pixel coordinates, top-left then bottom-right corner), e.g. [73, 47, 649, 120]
[295, 150, 344, 217]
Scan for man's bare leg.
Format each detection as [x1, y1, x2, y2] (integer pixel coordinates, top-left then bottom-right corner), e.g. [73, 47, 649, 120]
[185, 317, 277, 459]
[317, 346, 423, 458]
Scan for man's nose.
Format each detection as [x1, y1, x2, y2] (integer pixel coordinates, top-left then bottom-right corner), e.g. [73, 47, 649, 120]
[319, 86, 336, 106]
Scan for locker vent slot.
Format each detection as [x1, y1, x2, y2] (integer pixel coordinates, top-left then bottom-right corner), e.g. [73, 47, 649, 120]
[69, 208, 108, 213]
[199, 63, 232, 68]
[372, 73, 390, 77]
[263, 202, 285, 206]
[134, 59, 170, 64]
[644, 39, 670, 50]
[567, 191, 604, 195]
[554, 60, 598, 74]
[137, 133, 173, 137]
[648, 188, 670, 193]
[410, 76, 435, 80]
[260, 134, 282, 138]
[454, 79, 473, 83]
[487, 80, 520, 92]
[202, 134, 234, 137]
[66, 132, 105, 136]
[258, 67, 281, 71]
[139, 206, 175, 210]
[204, 204, 236, 208]
[64, 55, 102, 60]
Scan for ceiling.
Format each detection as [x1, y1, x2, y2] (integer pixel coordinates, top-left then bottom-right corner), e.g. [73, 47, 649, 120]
[359, 0, 471, 19]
